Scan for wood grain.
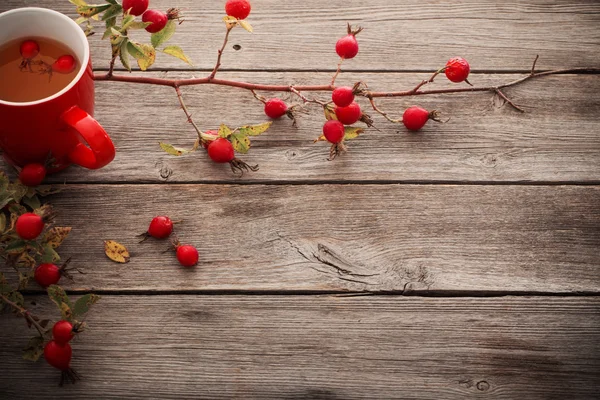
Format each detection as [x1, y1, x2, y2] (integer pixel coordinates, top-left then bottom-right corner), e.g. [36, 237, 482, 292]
[8, 184, 594, 293]
[1, 295, 599, 399]
[2, 0, 599, 71]
[2, 72, 598, 184]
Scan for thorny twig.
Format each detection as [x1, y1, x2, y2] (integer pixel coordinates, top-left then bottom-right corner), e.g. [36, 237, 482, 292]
[0, 293, 47, 337]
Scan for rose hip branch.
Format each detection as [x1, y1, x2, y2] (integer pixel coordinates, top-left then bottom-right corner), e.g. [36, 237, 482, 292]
[74, 0, 599, 174]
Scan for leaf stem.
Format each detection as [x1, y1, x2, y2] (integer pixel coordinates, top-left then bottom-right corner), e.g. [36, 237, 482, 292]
[0, 293, 46, 337]
[331, 58, 344, 87]
[174, 86, 204, 142]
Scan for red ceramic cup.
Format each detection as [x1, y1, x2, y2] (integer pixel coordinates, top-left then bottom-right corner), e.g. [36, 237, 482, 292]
[0, 7, 115, 171]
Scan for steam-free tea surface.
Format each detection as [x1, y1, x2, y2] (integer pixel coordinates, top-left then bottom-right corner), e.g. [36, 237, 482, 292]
[0, 37, 79, 102]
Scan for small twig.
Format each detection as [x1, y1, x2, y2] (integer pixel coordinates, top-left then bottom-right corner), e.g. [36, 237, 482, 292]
[531, 55, 540, 76]
[209, 26, 233, 80]
[0, 293, 47, 337]
[289, 86, 328, 106]
[107, 46, 119, 78]
[174, 86, 204, 141]
[251, 89, 266, 104]
[331, 58, 344, 87]
[494, 88, 525, 112]
[367, 97, 402, 123]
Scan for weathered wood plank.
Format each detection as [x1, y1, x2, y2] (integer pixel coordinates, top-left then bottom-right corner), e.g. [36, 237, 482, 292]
[2, 0, 599, 71]
[9, 184, 595, 293]
[8, 72, 595, 184]
[1, 296, 599, 399]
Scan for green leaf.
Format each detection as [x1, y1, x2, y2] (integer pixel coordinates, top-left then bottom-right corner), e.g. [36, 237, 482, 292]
[101, 4, 122, 22]
[162, 45, 193, 66]
[17, 270, 33, 291]
[127, 41, 145, 60]
[22, 195, 41, 211]
[218, 124, 232, 138]
[159, 142, 193, 156]
[121, 14, 136, 31]
[151, 20, 176, 48]
[238, 122, 272, 136]
[230, 132, 251, 154]
[8, 182, 28, 204]
[23, 336, 45, 362]
[47, 285, 72, 320]
[73, 294, 101, 317]
[120, 39, 131, 71]
[5, 240, 27, 255]
[136, 44, 156, 71]
[76, 4, 112, 18]
[0, 283, 13, 295]
[40, 245, 61, 264]
[239, 20, 253, 33]
[69, 0, 88, 6]
[344, 127, 364, 140]
[128, 21, 152, 30]
[105, 0, 118, 4]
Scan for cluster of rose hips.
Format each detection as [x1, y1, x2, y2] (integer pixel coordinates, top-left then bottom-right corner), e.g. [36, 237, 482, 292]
[20, 39, 76, 74]
[13, 211, 76, 288]
[122, 0, 176, 33]
[142, 216, 199, 267]
[44, 320, 79, 382]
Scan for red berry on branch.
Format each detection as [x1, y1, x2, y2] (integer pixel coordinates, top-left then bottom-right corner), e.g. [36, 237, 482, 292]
[445, 57, 470, 83]
[16, 213, 44, 240]
[323, 120, 345, 144]
[148, 216, 174, 239]
[19, 163, 46, 187]
[44, 340, 72, 371]
[208, 138, 235, 163]
[332, 87, 355, 107]
[52, 321, 74, 345]
[142, 10, 169, 33]
[264, 98, 288, 119]
[334, 102, 362, 125]
[34, 263, 61, 288]
[176, 245, 199, 267]
[336, 35, 359, 59]
[225, 0, 251, 20]
[20, 40, 39, 59]
[52, 55, 76, 74]
[122, 0, 149, 16]
[402, 106, 432, 131]
[202, 130, 219, 149]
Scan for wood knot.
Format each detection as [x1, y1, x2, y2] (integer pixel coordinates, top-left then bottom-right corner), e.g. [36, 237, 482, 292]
[476, 381, 490, 391]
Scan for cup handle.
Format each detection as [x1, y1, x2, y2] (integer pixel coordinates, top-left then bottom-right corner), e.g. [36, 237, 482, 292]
[62, 106, 115, 169]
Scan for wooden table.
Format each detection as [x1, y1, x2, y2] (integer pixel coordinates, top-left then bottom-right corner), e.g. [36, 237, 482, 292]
[1, 1, 599, 398]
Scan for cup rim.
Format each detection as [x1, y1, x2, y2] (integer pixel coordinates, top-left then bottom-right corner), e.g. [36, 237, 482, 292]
[0, 7, 91, 107]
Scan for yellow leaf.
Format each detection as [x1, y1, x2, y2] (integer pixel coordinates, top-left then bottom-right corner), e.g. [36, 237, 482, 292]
[104, 240, 130, 263]
[239, 20, 253, 33]
[162, 45, 193, 66]
[324, 105, 337, 121]
[313, 134, 327, 143]
[43, 227, 72, 249]
[344, 127, 364, 141]
[238, 122, 272, 136]
[218, 124, 232, 138]
[222, 15, 237, 29]
[136, 44, 156, 71]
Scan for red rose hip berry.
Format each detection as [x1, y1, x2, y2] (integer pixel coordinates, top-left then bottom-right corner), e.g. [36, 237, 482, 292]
[19, 163, 46, 187]
[445, 57, 471, 83]
[323, 120, 345, 144]
[335, 26, 361, 59]
[332, 87, 355, 107]
[142, 10, 168, 33]
[52, 321, 74, 345]
[402, 106, 435, 131]
[52, 55, 76, 74]
[334, 102, 362, 125]
[208, 138, 235, 164]
[148, 216, 174, 239]
[264, 98, 288, 119]
[122, 0, 149, 16]
[225, 0, 251, 20]
[44, 340, 72, 371]
[34, 263, 62, 288]
[16, 212, 44, 240]
[20, 40, 39, 59]
[176, 245, 199, 267]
